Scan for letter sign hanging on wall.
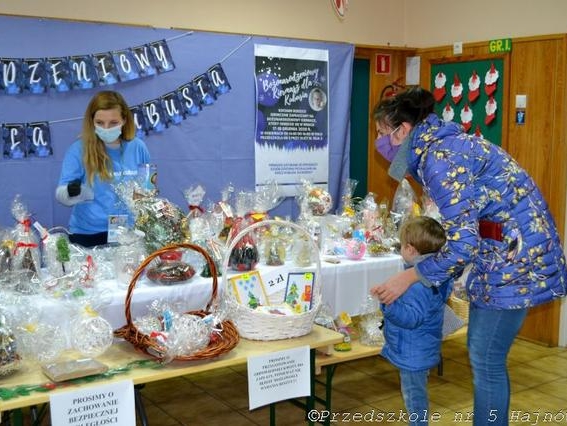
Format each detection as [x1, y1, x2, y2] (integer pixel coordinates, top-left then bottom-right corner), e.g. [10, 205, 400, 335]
[375, 54, 391, 75]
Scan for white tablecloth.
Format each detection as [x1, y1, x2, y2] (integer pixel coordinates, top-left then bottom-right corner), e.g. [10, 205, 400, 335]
[24, 254, 403, 335]
[96, 253, 403, 328]
[319, 254, 403, 316]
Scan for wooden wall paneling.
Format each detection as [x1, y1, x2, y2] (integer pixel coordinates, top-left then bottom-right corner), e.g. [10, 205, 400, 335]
[507, 35, 567, 346]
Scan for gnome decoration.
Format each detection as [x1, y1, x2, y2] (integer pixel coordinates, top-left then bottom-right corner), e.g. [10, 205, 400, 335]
[460, 104, 473, 132]
[433, 72, 447, 102]
[451, 74, 463, 104]
[468, 70, 481, 103]
[484, 63, 499, 96]
[485, 96, 497, 125]
[442, 103, 455, 122]
[474, 125, 484, 138]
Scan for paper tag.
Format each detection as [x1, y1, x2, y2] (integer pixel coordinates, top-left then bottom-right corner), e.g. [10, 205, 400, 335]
[107, 214, 128, 243]
[33, 221, 49, 240]
[185, 185, 206, 206]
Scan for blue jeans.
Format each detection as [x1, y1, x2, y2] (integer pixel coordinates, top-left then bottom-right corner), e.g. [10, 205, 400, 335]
[468, 306, 528, 426]
[400, 368, 429, 425]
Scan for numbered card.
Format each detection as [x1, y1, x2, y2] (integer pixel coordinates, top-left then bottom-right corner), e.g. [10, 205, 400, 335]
[284, 272, 315, 313]
[229, 271, 268, 309]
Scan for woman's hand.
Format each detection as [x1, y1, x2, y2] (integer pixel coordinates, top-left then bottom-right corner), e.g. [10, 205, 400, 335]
[370, 267, 418, 305]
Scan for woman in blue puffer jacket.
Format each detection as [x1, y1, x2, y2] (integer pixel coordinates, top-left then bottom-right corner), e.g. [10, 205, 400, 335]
[370, 87, 567, 426]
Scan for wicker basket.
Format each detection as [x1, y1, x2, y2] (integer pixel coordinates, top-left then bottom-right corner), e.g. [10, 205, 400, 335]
[448, 294, 470, 324]
[114, 243, 239, 361]
[222, 220, 322, 341]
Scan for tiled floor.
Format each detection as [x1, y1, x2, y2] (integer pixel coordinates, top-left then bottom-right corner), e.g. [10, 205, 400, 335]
[13, 334, 567, 425]
[133, 334, 567, 425]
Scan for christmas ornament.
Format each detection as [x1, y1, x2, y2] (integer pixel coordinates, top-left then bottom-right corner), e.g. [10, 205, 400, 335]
[442, 103, 455, 122]
[451, 73, 463, 104]
[433, 72, 447, 102]
[468, 70, 481, 103]
[484, 63, 499, 96]
[485, 96, 497, 125]
[460, 103, 473, 132]
[71, 313, 113, 358]
[474, 125, 484, 138]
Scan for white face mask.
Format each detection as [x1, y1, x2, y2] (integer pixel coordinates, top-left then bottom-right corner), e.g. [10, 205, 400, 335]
[95, 124, 122, 144]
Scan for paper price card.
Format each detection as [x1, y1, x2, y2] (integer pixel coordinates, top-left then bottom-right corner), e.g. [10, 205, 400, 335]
[247, 345, 310, 410]
[50, 379, 135, 426]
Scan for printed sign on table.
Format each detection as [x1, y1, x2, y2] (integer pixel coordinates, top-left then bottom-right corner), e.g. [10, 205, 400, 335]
[247, 345, 310, 410]
[50, 379, 135, 426]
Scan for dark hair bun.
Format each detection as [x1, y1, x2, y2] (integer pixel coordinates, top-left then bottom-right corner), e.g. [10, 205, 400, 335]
[398, 87, 435, 123]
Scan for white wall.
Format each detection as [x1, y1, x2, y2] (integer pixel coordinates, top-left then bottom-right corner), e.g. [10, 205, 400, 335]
[2, 0, 567, 47]
[404, 0, 567, 47]
[0, 0, 406, 46]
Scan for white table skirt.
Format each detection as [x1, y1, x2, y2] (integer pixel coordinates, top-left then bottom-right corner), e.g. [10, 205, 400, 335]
[319, 254, 403, 316]
[24, 253, 403, 338]
[97, 253, 403, 328]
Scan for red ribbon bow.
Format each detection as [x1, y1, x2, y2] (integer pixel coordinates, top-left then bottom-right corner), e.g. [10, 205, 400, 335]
[14, 241, 38, 254]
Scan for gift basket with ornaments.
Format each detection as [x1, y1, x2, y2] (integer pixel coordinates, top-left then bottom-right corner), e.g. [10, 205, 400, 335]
[113, 180, 191, 256]
[222, 219, 322, 341]
[114, 243, 239, 362]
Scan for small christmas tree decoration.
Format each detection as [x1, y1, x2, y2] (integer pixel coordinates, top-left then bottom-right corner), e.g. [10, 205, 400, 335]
[55, 236, 70, 274]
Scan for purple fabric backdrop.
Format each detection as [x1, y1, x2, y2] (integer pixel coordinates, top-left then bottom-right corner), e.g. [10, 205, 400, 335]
[0, 15, 353, 230]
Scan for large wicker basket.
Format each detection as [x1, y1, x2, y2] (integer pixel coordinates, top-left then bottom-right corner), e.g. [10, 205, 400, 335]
[222, 220, 322, 341]
[114, 243, 239, 361]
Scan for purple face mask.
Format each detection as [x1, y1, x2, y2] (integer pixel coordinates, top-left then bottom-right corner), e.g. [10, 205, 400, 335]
[374, 126, 401, 162]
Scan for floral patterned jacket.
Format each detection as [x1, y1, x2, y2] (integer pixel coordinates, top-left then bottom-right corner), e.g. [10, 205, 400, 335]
[395, 114, 567, 309]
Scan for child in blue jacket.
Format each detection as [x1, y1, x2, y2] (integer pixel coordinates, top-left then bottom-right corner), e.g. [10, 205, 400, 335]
[380, 216, 450, 425]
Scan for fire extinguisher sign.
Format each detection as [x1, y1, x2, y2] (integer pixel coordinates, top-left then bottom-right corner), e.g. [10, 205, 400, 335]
[375, 54, 391, 75]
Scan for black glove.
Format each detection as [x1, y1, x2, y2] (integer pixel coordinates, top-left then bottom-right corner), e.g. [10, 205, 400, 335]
[67, 179, 81, 197]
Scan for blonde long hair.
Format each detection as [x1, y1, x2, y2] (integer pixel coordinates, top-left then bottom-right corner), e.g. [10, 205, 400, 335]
[82, 91, 136, 184]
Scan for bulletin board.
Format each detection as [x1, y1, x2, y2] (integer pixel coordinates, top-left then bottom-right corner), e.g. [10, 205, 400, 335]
[430, 58, 504, 145]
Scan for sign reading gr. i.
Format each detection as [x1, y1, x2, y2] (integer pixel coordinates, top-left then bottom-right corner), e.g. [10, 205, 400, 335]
[489, 38, 512, 53]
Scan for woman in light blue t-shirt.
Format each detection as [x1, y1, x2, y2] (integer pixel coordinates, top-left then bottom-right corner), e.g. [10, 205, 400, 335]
[55, 91, 150, 247]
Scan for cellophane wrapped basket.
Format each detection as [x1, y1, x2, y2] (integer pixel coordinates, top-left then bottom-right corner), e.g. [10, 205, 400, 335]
[114, 243, 239, 361]
[222, 220, 322, 341]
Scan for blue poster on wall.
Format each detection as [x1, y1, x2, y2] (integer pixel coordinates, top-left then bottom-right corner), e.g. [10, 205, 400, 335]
[254, 44, 329, 196]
